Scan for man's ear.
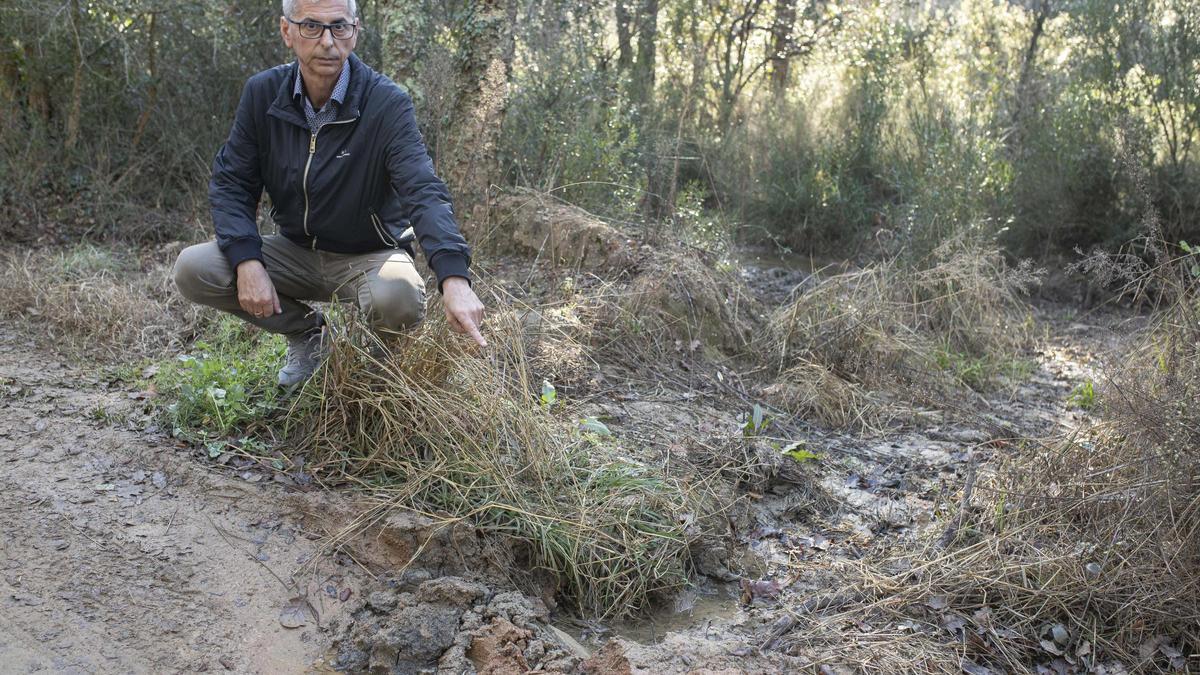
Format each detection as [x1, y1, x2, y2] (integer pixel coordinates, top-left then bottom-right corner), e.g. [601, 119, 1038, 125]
[280, 16, 293, 50]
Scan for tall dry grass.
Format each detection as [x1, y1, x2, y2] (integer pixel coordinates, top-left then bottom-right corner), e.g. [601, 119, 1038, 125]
[762, 238, 1039, 429]
[0, 243, 204, 356]
[776, 238, 1200, 671]
[287, 307, 712, 619]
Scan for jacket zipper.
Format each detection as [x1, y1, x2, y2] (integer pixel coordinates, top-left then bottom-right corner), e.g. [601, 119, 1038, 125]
[301, 118, 356, 250]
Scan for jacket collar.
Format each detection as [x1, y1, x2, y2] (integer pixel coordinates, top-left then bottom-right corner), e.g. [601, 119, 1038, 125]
[269, 53, 367, 128]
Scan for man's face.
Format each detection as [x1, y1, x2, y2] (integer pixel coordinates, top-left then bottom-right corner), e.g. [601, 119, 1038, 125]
[280, 0, 358, 79]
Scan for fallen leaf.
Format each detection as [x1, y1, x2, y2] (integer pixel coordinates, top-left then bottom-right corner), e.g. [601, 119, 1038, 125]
[279, 596, 317, 629]
[927, 595, 948, 611]
[739, 578, 781, 604]
[1040, 639, 1063, 656]
[941, 614, 966, 633]
[151, 471, 167, 489]
[961, 661, 995, 675]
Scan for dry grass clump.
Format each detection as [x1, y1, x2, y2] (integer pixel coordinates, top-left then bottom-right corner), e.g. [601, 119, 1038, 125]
[0, 243, 204, 356]
[289, 307, 706, 619]
[778, 242, 1200, 671]
[829, 422, 1200, 671]
[615, 246, 758, 354]
[776, 430, 1199, 670]
[763, 239, 1038, 428]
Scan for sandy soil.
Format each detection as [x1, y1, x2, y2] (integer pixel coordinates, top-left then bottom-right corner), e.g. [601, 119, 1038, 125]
[0, 327, 364, 673]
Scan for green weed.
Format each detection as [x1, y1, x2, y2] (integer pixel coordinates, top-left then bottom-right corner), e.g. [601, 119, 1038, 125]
[1069, 379, 1098, 410]
[153, 317, 285, 439]
[935, 345, 1035, 391]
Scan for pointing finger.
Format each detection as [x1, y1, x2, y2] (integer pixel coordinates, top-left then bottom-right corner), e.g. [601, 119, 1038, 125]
[463, 317, 488, 348]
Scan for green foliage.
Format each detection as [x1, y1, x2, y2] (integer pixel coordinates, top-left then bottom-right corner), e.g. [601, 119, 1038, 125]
[782, 441, 820, 463]
[154, 317, 285, 439]
[579, 416, 612, 436]
[1069, 379, 1098, 410]
[0, 0, 284, 242]
[6, 0, 1200, 255]
[742, 403, 770, 436]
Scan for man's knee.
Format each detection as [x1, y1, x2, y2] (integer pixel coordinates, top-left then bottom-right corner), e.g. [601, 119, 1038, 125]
[173, 242, 232, 303]
[363, 276, 425, 331]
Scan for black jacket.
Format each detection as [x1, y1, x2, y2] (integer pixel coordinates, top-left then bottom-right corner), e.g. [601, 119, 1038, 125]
[209, 54, 470, 289]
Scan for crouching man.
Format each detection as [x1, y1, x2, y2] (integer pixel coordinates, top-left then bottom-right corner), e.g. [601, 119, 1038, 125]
[174, 0, 486, 387]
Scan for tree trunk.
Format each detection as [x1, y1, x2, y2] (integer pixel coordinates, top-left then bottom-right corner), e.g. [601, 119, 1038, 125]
[631, 0, 670, 219]
[23, 43, 51, 125]
[631, 0, 658, 108]
[438, 0, 518, 232]
[1011, 0, 1051, 146]
[615, 1, 634, 73]
[131, 12, 158, 151]
[769, 0, 797, 96]
[65, 0, 84, 151]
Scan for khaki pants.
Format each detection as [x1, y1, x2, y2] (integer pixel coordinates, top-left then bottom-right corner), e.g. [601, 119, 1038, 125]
[173, 235, 426, 336]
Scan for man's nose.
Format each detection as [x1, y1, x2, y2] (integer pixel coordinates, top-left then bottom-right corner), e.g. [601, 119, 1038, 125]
[319, 28, 335, 48]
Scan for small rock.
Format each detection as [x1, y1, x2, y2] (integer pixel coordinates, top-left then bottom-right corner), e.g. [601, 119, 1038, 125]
[366, 590, 398, 612]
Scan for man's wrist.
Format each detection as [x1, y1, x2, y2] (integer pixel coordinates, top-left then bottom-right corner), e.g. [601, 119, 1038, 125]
[439, 274, 472, 294]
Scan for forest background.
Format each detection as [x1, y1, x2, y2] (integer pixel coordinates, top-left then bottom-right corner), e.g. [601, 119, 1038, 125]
[2, 0, 1198, 261]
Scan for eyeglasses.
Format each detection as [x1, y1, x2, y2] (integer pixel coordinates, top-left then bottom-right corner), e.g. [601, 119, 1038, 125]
[285, 17, 358, 40]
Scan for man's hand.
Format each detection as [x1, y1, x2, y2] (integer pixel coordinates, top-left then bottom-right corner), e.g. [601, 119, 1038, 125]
[442, 276, 487, 347]
[236, 259, 281, 319]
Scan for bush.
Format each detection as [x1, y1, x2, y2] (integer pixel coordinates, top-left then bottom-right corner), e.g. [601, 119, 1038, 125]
[0, 243, 204, 356]
[762, 238, 1038, 428]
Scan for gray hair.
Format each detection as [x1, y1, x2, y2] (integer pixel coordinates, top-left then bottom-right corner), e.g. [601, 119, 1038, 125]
[282, 0, 358, 19]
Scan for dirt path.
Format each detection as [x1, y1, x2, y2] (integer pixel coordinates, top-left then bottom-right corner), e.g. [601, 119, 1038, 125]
[0, 329, 364, 674]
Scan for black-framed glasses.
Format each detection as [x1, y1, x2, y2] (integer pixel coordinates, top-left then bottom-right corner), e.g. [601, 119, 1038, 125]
[285, 17, 358, 40]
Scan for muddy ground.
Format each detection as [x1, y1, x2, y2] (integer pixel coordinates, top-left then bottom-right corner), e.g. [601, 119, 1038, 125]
[0, 256, 1129, 673]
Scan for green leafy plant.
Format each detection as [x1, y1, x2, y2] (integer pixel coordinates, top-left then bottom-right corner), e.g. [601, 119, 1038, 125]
[781, 440, 821, 463]
[154, 317, 285, 439]
[1069, 379, 1097, 410]
[540, 380, 558, 408]
[579, 416, 612, 436]
[743, 403, 770, 436]
[1180, 241, 1200, 279]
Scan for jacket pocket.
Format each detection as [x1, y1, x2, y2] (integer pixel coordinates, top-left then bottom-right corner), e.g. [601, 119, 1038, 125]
[370, 210, 399, 249]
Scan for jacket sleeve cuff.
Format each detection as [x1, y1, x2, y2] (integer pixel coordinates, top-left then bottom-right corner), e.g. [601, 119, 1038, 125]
[222, 238, 264, 271]
[429, 252, 471, 293]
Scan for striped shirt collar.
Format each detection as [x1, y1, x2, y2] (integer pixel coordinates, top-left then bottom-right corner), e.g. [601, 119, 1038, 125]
[293, 59, 350, 132]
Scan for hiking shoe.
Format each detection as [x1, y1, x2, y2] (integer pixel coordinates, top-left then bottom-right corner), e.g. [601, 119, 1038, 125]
[277, 326, 326, 388]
